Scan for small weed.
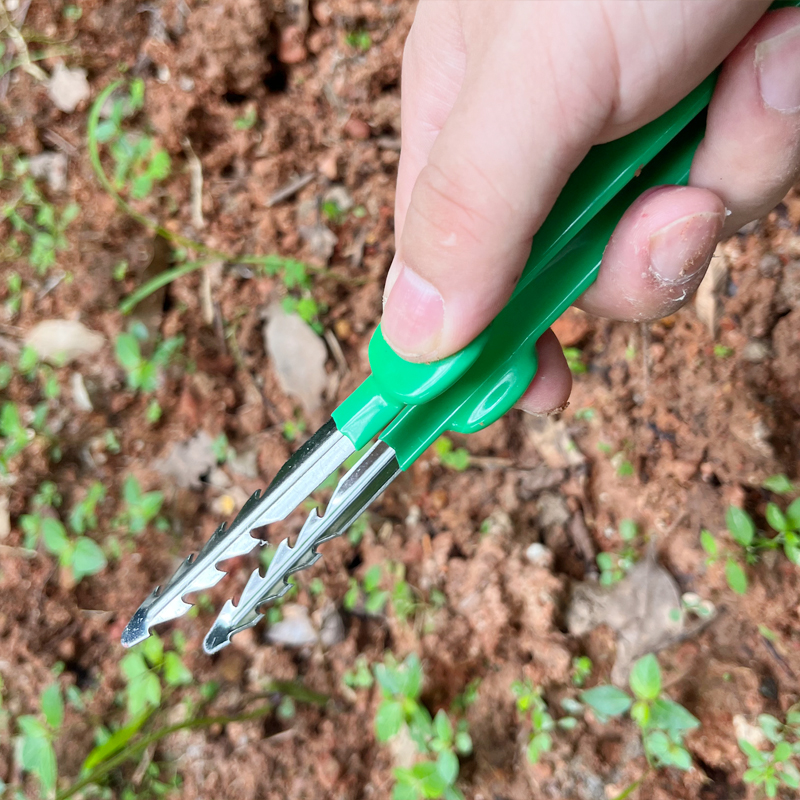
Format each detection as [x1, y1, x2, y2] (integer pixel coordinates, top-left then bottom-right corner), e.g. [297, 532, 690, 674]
[2, 163, 79, 274]
[115, 325, 184, 394]
[563, 347, 587, 374]
[345, 30, 372, 52]
[374, 653, 472, 800]
[571, 656, 593, 688]
[120, 633, 192, 719]
[763, 474, 796, 496]
[5, 270, 22, 316]
[234, 107, 258, 131]
[434, 436, 470, 472]
[512, 680, 576, 764]
[94, 79, 171, 200]
[17, 682, 63, 797]
[574, 407, 596, 421]
[713, 344, 734, 359]
[282, 415, 307, 443]
[116, 475, 164, 534]
[343, 655, 375, 690]
[344, 564, 389, 615]
[597, 520, 638, 586]
[581, 653, 699, 771]
[740, 706, 800, 797]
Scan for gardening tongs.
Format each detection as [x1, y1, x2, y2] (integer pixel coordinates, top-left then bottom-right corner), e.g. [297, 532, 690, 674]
[121, 4, 795, 654]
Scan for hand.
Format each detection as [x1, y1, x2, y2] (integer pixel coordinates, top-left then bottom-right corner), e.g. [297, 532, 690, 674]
[382, 1, 800, 412]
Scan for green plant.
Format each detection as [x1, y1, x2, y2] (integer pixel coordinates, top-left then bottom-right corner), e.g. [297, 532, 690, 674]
[345, 29, 372, 52]
[571, 656, 593, 688]
[282, 415, 307, 442]
[21, 483, 107, 582]
[512, 680, 576, 764]
[433, 436, 470, 472]
[120, 634, 192, 719]
[5, 270, 22, 316]
[581, 654, 699, 771]
[212, 433, 232, 463]
[116, 475, 164, 534]
[374, 653, 472, 800]
[2, 166, 79, 274]
[713, 344, 734, 359]
[344, 564, 389, 615]
[703, 501, 800, 596]
[597, 520, 639, 586]
[347, 513, 370, 546]
[234, 107, 257, 130]
[115, 326, 184, 394]
[740, 706, 800, 797]
[94, 79, 171, 200]
[16, 682, 64, 797]
[0, 400, 33, 472]
[343, 655, 374, 690]
[563, 346, 587, 374]
[763, 474, 796, 496]
[389, 563, 418, 622]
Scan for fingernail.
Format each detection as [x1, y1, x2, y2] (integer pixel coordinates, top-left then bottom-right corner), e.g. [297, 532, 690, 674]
[756, 24, 800, 113]
[381, 260, 444, 358]
[649, 211, 723, 283]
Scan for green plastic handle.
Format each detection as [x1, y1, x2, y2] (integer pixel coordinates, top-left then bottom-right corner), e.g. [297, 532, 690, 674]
[333, 75, 714, 448]
[381, 114, 706, 469]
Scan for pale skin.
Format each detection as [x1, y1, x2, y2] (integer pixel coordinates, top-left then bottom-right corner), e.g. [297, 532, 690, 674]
[381, 1, 800, 413]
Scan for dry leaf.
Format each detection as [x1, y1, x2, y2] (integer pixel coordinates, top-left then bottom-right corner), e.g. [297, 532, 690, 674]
[154, 431, 217, 490]
[25, 320, 105, 364]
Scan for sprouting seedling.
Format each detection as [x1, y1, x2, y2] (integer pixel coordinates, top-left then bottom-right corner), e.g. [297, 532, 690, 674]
[512, 679, 576, 764]
[17, 682, 64, 797]
[563, 346, 587, 374]
[740, 706, 800, 797]
[116, 475, 164, 534]
[597, 519, 639, 586]
[114, 325, 184, 394]
[374, 653, 472, 800]
[344, 564, 389, 616]
[433, 436, 470, 472]
[581, 653, 699, 771]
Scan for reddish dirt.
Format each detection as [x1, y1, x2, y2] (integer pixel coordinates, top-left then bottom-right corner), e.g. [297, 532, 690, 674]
[1, 2, 799, 799]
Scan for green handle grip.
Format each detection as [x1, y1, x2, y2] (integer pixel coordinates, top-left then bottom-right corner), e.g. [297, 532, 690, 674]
[381, 114, 706, 468]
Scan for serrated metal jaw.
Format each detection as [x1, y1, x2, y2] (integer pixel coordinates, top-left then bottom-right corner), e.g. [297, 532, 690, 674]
[121, 420, 354, 647]
[203, 440, 401, 653]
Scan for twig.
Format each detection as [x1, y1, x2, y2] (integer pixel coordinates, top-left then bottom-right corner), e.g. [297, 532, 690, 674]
[182, 138, 204, 230]
[267, 172, 315, 208]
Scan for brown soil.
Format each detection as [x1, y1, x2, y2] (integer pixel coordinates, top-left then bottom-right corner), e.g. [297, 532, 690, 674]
[1, 2, 799, 799]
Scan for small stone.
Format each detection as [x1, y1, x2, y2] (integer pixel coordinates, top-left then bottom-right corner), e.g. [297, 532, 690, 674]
[25, 319, 105, 364]
[156, 65, 171, 83]
[343, 117, 371, 140]
[536, 492, 570, 529]
[279, 24, 307, 65]
[153, 431, 217, 490]
[742, 339, 771, 363]
[299, 222, 338, 263]
[47, 63, 90, 113]
[70, 372, 93, 412]
[264, 303, 328, 413]
[759, 253, 782, 278]
[28, 151, 68, 193]
[267, 604, 318, 647]
[0, 494, 9, 541]
[179, 76, 195, 92]
[319, 606, 345, 648]
[333, 319, 352, 341]
[318, 152, 338, 181]
[525, 542, 554, 570]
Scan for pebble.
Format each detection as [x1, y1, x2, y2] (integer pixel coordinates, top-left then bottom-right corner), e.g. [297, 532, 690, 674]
[279, 25, 307, 65]
[319, 607, 345, 648]
[525, 542, 554, 570]
[344, 117, 371, 140]
[25, 319, 104, 364]
[267, 604, 318, 647]
[47, 63, 90, 113]
[318, 151, 338, 180]
[742, 339, 771, 363]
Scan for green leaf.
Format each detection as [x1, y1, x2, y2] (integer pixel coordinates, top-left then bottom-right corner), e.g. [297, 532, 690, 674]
[557, 716, 578, 730]
[364, 565, 382, 593]
[787, 497, 800, 530]
[71, 537, 107, 581]
[41, 518, 69, 556]
[126, 671, 161, 718]
[81, 710, 150, 772]
[163, 651, 192, 687]
[726, 506, 755, 547]
[667, 744, 692, 770]
[400, 653, 423, 700]
[619, 519, 638, 542]
[700, 529, 717, 558]
[139, 491, 164, 522]
[650, 698, 699, 733]
[434, 710, 453, 745]
[19, 733, 57, 794]
[365, 589, 389, 615]
[131, 174, 153, 199]
[148, 149, 171, 179]
[392, 777, 419, 800]
[630, 700, 650, 728]
[374, 663, 401, 697]
[766, 503, 788, 533]
[644, 729, 671, 762]
[115, 333, 141, 371]
[142, 633, 164, 667]
[725, 557, 748, 595]
[436, 750, 459, 785]
[580, 685, 632, 718]
[527, 731, 552, 763]
[758, 714, 783, 744]
[763, 474, 795, 495]
[774, 741, 792, 762]
[413, 760, 448, 799]
[375, 700, 404, 742]
[120, 651, 148, 681]
[629, 654, 661, 701]
[41, 683, 63, 730]
[454, 731, 472, 756]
